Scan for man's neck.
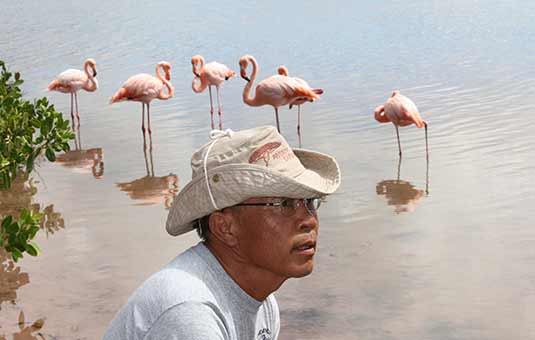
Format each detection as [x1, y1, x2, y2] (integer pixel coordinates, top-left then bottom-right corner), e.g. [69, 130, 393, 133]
[205, 241, 286, 301]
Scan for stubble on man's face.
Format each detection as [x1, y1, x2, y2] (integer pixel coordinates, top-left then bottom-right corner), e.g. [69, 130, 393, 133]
[229, 198, 320, 281]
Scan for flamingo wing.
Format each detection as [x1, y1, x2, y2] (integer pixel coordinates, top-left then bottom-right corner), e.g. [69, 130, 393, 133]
[50, 69, 87, 92]
[121, 74, 163, 101]
[203, 62, 234, 86]
[384, 94, 424, 127]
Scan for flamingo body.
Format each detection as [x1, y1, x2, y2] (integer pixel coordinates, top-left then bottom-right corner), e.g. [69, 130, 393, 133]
[110, 61, 174, 135]
[111, 73, 167, 104]
[191, 55, 235, 130]
[239, 55, 320, 132]
[375, 91, 424, 128]
[47, 58, 98, 127]
[374, 91, 428, 157]
[196, 61, 234, 87]
[48, 68, 98, 93]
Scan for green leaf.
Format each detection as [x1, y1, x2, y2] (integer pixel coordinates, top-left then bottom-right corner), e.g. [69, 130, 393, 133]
[2, 215, 13, 230]
[45, 147, 56, 162]
[11, 247, 23, 262]
[25, 243, 38, 256]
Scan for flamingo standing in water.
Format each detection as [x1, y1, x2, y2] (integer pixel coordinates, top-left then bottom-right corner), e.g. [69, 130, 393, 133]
[374, 90, 428, 158]
[191, 55, 235, 130]
[239, 55, 321, 133]
[110, 61, 174, 136]
[277, 65, 323, 139]
[47, 58, 98, 127]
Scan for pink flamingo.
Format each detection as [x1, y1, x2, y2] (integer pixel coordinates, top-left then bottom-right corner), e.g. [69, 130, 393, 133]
[239, 55, 321, 133]
[277, 65, 323, 136]
[110, 61, 174, 136]
[374, 90, 428, 157]
[47, 58, 98, 127]
[191, 55, 235, 130]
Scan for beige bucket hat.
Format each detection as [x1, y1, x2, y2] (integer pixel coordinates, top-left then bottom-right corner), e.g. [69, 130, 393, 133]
[166, 126, 341, 236]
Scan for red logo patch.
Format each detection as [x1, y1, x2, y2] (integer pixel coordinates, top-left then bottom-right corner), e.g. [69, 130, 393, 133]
[249, 142, 281, 166]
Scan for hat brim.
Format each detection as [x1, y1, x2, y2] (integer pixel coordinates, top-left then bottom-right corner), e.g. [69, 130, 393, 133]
[166, 148, 341, 236]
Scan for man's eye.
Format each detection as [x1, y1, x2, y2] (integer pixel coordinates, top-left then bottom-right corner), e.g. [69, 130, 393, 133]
[280, 200, 290, 207]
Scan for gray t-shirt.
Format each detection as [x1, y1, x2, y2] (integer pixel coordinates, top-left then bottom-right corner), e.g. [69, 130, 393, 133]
[103, 242, 280, 340]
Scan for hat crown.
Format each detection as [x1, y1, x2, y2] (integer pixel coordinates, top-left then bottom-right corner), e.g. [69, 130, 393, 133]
[191, 126, 305, 179]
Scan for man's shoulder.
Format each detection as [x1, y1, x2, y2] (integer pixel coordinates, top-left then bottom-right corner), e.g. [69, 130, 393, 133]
[103, 244, 222, 340]
[138, 244, 217, 305]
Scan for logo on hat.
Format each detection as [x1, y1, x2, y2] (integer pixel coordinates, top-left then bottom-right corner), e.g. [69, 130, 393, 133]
[249, 142, 282, 166]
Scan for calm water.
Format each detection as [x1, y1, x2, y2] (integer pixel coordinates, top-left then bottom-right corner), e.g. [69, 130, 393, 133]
[1, 0, 535, 339]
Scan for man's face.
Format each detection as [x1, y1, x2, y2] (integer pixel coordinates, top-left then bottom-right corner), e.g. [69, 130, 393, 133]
[227, 197, 320, 281]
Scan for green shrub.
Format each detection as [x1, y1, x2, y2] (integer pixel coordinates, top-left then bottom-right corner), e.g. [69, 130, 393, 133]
[0, 60, 74, 261]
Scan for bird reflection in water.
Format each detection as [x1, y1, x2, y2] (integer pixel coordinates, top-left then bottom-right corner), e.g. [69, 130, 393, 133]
[376, 157, 429, 214]
[0, 310, 46, 340]
[116, 137, 179, 209]
[0, 249, 30, 310]
[55, 126, 104, 179]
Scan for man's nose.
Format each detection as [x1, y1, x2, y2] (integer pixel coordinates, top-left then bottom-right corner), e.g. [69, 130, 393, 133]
[295, 204, 318, 232]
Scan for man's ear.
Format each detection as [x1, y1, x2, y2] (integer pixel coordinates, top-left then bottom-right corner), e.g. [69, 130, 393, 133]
[208, 210, 239, 247]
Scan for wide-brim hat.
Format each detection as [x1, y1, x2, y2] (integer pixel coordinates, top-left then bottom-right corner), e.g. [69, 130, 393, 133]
[166, 126, 341, 236]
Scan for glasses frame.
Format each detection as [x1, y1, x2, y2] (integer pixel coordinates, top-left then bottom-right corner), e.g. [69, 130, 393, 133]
[233, 197, 323, 217]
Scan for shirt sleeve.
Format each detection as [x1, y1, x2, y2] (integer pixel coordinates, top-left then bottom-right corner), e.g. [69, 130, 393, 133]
[142, 301, 228, 340]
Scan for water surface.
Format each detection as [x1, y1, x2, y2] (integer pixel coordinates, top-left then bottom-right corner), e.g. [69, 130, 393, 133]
[1, 1, 534, 339]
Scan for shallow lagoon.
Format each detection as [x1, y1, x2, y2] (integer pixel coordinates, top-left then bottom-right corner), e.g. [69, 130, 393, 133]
[1, 1, 535, 339]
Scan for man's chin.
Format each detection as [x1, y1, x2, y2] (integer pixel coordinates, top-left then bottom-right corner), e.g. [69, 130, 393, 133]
[289, 263, 315, 278]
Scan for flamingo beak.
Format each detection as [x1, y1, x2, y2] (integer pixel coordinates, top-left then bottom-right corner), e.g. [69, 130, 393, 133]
[166, 73, 171, 81]
[194, 71, 200, 78]
[92, 68, 97, 77]
[240, 69, 250, 82]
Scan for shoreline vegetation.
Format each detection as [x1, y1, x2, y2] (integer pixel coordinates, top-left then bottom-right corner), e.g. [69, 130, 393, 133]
[0, 60, 73, 262]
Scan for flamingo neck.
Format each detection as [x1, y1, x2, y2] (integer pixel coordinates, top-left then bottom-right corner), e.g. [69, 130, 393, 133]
[374, 110, 391, 123]
[192, 76, 208, 93]
[243, 56, 259, 106]
[156, 65, 174, 99]
[192, 56, 205, 76]
[83, 61, 98, 91]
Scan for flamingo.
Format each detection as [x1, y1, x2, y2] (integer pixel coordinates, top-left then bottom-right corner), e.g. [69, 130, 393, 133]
[110, 61, 174, 136]
[277, 65, 323, 139]
[191, 55, 235, 130]
[47, 58, 98, 127]
[239, 55, 320, 133]
[374, 90, 428, 158]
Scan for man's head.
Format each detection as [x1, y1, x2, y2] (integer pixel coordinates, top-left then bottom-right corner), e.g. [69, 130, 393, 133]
[166, 126, 340, 280]
[197, 196, 322, 279]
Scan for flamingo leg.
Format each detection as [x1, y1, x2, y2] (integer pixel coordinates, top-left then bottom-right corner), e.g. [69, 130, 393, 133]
[143, 134, 150, 175]
[70, 92, 74, 127]
[297, 105, 301, 134]
[297, 105, 302, 148]
[275, 107, 281, 133]
[148, 138, 154, 175]
[424, 122, 429, 160]
[396, 155, 402, 181]
[141, 103, 146, 135]
[147, 102, 152, 135]
[216, 86, 223, 130]
[395, 124, 402, 157]
[208, 86, 215, 130]
[425, 148, 429, 195]
[74, 91, 80, 127]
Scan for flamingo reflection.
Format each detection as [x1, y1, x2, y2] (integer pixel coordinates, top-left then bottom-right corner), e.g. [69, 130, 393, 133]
[376, 157, 429, 214]
[55, 127, 104, 179]
[0, 249, 30, 308]
[116, 138, 179, 208]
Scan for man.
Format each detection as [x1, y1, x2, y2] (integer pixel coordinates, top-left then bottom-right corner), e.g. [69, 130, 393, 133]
[103, 126, 341, 340]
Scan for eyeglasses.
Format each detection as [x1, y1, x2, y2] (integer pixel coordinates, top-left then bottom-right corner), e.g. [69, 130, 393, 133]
[234, 198, 323, 217]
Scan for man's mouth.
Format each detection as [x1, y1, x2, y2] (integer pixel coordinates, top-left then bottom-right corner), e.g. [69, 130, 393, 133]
[292, 240, 316, 255]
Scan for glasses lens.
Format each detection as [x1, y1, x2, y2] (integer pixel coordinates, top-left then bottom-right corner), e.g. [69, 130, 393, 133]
[305, 198, 321, 212]
[279, 199, 294, 216]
